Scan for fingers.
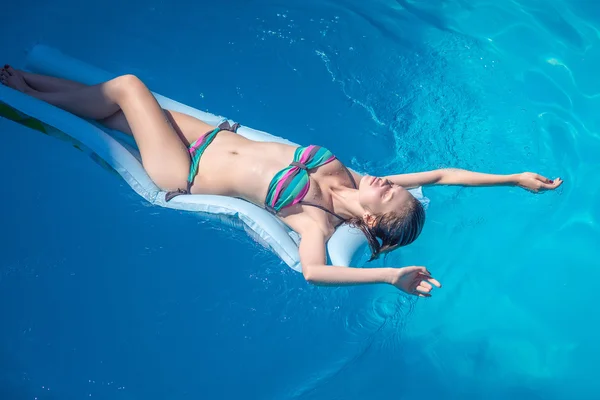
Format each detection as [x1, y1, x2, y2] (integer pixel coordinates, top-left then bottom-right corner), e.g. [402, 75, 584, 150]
[412, 272, 442, 288]
[400, 266, 442, 298]
[411, 287, 433, 298]
[527, 172, 563, 192]
[414, 278, 441, 292]
[532, 173, 562, 184]
[426, 277, 442, 288]
[410, 275, 442, 298]
[540, 177, 563, 191]
[404, 265, 430, 275]
[411, 288, 432, 297]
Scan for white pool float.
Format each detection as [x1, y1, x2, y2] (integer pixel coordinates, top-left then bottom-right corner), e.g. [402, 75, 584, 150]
[0, 45, 429, 272]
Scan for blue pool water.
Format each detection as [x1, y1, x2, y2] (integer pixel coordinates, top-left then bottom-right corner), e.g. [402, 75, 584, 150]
[1, 0, 599, 399]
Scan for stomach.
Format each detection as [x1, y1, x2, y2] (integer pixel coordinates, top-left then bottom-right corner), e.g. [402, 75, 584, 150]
[190, 130, 299, 205]
[189, 131, 362, 211]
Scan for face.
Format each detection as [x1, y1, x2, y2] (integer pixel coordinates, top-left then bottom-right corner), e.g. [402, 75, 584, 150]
[358, 175, 413, 217]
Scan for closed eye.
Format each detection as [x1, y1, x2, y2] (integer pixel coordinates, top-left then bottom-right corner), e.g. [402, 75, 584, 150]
[385, 187, 394, 201]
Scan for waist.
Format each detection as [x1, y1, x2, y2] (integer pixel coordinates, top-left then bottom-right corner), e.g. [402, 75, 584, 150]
[188, 135, 299, 198]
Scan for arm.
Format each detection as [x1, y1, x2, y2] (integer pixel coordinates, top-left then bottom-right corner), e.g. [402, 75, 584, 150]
[297, 224, 441, 296]
[385, 168, 562, 192]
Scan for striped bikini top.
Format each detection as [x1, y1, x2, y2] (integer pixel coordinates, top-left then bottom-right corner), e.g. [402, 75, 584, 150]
[264, 145, 357, 222]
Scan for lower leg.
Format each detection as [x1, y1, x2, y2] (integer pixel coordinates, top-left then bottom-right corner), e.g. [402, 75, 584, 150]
[2, 65, 124, 120]
[2, 65, 133, 133]
[2, 66, 215, 146]
[19, 70, 86, 92]
[23, 78, 126, 120]
[12, 70, 198, 142]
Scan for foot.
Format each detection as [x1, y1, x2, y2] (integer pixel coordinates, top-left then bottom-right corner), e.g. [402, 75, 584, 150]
[1, 65, 33, 93]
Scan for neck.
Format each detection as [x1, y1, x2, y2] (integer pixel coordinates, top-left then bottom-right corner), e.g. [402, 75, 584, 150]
[330, 186, 364, 221]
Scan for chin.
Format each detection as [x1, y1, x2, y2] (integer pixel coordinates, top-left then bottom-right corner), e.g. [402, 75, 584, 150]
[359, 174, 370, 187]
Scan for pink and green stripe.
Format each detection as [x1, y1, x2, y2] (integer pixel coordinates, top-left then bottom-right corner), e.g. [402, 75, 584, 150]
[186, 126, 221, 185]
[265, 145, 336, 213]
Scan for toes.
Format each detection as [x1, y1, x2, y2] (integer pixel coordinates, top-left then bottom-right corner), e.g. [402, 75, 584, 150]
[0, 68, 9, 85]
[6, 66, 16, 76]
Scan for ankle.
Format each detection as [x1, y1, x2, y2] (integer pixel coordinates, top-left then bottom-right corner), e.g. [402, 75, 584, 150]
[23, 85, 38, 95]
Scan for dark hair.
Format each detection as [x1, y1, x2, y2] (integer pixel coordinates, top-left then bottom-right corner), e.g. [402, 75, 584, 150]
[348, 195, 426, 261]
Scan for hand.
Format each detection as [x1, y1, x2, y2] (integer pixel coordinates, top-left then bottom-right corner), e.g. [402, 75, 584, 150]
[390, 266, 442, 297]
[517, 172, 563, 193]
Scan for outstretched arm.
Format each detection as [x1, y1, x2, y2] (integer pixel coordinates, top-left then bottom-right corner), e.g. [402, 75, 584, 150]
[385, 168, 563, 193]
[297, 225, 441, 297]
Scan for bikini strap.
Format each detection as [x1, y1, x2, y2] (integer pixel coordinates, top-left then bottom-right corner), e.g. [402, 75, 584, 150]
[298, 200, 347, 222]
[264, 204, 278, 215]
[342, 164, 357, 189]
[218, 120, 240, 132]
[165, 182, 192, 202]
[296, 160, 355, 222]
[265, 200, 346, 223]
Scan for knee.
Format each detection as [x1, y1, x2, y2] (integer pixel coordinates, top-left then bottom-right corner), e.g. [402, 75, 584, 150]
[116, 74, 143, 87]
[110, 74, 147, 99]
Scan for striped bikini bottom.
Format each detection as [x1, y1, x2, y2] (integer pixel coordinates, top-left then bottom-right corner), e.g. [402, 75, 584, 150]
[165, 120, 239, 202]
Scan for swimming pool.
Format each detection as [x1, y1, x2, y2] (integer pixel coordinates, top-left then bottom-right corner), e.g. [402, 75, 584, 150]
[1, 0, 598, 399]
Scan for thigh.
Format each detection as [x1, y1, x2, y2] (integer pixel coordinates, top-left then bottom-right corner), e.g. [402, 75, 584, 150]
[111, 76, 193, 191]
[101, 108, 215, 146]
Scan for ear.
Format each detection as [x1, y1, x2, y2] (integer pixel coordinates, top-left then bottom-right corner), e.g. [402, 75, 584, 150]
[362, 212, 376, 228]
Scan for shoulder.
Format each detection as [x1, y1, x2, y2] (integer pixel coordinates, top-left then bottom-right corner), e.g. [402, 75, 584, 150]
[278, 204, 336, 239]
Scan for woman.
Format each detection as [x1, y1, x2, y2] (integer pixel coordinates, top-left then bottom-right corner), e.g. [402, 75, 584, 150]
[0, 66, 562, 297]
